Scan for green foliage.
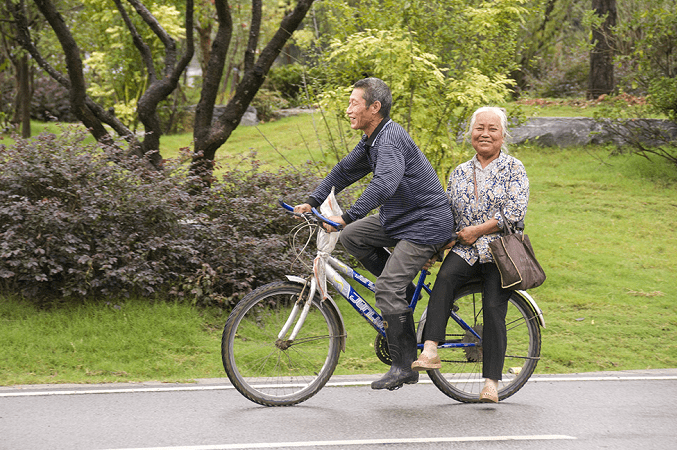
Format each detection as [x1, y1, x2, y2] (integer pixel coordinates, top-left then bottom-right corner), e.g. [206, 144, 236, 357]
[588, 90, 677, 168]
[516, 0, 590, 96]
[313, 0, 528, 78]
[648, 78, 677, 123]
[0, 128, 325, 305]
[537, 56, 589, 98]
[614, 1, 677, 93]
[251, 89, 290, 122]
[67, 0, 188, 129]
[265, 63, 307, 105]
[317, 28, 511, 177]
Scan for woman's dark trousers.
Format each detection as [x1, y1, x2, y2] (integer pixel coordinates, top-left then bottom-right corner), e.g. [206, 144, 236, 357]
[422, 252, 511, 381]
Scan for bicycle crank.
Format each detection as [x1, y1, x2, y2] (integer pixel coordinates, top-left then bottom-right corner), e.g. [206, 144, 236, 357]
[374, 333, 392, 365]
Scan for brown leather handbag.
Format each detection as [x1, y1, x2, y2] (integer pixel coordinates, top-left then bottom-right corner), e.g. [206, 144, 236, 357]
[489, 210, 546, 290]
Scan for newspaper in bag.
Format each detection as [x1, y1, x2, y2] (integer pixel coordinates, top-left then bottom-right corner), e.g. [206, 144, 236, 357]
[314, 188, 342, 300]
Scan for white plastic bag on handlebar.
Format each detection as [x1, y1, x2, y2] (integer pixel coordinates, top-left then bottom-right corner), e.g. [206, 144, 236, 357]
[314, 187, 342, 300]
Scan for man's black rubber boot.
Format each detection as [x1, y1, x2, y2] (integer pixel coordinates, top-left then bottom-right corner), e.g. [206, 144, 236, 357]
[371, 311, 419, 390]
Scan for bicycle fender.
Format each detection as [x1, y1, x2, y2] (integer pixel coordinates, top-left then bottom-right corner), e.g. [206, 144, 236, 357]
[515, 290, 546, 328]
[284, 275, 347, 352]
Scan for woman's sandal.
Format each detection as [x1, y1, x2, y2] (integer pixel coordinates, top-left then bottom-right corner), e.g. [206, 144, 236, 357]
[479, 385, 499, 403]
[411, 353, 442, 371]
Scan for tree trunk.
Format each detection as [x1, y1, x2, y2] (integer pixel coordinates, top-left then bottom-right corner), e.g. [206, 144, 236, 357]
[23, 0, 117, 146]
[191, 0, 315, 183]
[588, 0, 616, 100]
[12, 0, 195, 170]
[17, 53, 31, 138]
[115, 0, 194, 169]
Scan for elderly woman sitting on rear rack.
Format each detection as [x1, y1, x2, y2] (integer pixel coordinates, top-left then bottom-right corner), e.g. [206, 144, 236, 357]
[411, 106, 530, 403]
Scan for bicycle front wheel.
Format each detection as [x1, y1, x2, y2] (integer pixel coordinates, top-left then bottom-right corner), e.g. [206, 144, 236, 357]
[425, 283, 542, 403]
[221, 281, 343, 406]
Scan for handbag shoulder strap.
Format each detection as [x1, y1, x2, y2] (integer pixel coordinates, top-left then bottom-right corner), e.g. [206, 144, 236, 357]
[475, 164, 525, 236]
[472, 163, 479, 201]
[498, 208, 515, 235]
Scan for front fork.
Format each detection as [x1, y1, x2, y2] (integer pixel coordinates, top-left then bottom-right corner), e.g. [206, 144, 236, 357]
[276, 277, 318, 349]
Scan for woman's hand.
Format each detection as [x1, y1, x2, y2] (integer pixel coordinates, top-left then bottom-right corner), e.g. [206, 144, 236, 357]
[457, 226, 481, 246]
[457, 219, 501, 246]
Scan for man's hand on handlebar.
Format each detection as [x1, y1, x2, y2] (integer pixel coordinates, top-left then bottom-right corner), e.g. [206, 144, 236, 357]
[293, 203, 344, 232]
[293, 203, 312, 216]
[323, 215, 346, 233]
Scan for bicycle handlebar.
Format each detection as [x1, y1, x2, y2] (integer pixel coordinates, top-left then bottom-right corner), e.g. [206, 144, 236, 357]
[278, 199, 295, 213]
[278, 199, 343, 231]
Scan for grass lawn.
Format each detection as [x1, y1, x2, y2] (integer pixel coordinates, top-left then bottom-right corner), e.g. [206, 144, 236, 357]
[1, 109, 676, 386]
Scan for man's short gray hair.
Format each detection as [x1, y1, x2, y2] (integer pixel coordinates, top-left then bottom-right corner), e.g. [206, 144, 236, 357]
[466, 106, 510, 153]
[353, 77, 392, 119]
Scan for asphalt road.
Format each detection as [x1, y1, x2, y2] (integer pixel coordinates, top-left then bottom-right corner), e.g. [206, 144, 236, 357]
[1, 369, 676, 450]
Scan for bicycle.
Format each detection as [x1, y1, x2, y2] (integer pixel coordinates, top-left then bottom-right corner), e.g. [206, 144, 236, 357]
[221, 200, 545, 407]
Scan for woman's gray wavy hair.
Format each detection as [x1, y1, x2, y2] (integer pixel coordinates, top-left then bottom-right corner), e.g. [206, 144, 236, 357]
[465, 106, 510, 153]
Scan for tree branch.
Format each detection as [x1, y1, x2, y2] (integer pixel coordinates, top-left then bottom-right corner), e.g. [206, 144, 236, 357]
[131, 0, 195, 167]
[195, 0, 314, 164]
[11, 0, 138, 150]
[243, 0, 261, 73]
[114, 0, 156, 82]
[194, 0, 232, 142]
[190, 0, 316, 182]
[28, 0, 115, 146]
[10, 0, 69, 88]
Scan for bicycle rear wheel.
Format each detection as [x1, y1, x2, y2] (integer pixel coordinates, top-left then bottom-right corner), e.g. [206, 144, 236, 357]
[222, 280, 343, 406]
[424, 283, 541, 403]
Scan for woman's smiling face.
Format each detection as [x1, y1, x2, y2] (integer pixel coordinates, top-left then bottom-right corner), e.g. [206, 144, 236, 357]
[471, 111, 504, 162]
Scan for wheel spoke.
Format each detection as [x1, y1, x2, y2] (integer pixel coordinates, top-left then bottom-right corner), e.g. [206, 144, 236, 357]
[426, 283, 541, 403]
[222, 281, 341, 406]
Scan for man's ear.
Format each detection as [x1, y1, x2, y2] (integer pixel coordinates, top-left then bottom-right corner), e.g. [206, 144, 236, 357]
[370, 100, 382, 115]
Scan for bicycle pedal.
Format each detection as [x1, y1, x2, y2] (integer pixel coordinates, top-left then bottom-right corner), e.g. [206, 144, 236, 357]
[387, 385, 402, 391]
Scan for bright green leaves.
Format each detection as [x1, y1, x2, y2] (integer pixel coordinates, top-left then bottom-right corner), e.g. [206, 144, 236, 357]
[318, 27, 512, 178]
[308, 0, 527, 177]
[77, 0, 186, 128]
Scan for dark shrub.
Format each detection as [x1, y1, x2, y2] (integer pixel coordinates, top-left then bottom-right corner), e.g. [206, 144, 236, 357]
[0, 129, 347, 307]
[649, 77, 677, 122]
[250, 88, 290, 122]
[31, 77, 78, 122]
[267, 63, 306, 104]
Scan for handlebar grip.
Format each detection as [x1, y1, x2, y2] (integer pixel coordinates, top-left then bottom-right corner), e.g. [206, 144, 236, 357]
[278, 199, 294, 212]
[311, 207, 343, 231]
[278, 199, 342, 231]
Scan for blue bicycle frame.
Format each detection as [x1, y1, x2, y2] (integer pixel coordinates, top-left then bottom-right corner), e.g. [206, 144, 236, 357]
[323, 252, 482, 350]
[279, 199, 481, 350]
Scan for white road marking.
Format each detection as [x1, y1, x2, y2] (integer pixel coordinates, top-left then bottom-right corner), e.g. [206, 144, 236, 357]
[1, 374, 675, 397]
[101, 434, 577, 450]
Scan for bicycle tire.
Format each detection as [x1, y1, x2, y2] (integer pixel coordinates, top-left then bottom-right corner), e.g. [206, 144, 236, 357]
[222, 280, 343, 406]
[424, 283, 541, 403]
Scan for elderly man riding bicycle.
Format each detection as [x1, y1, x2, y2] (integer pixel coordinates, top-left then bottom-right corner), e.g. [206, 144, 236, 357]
[294, 77, 455, 391]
